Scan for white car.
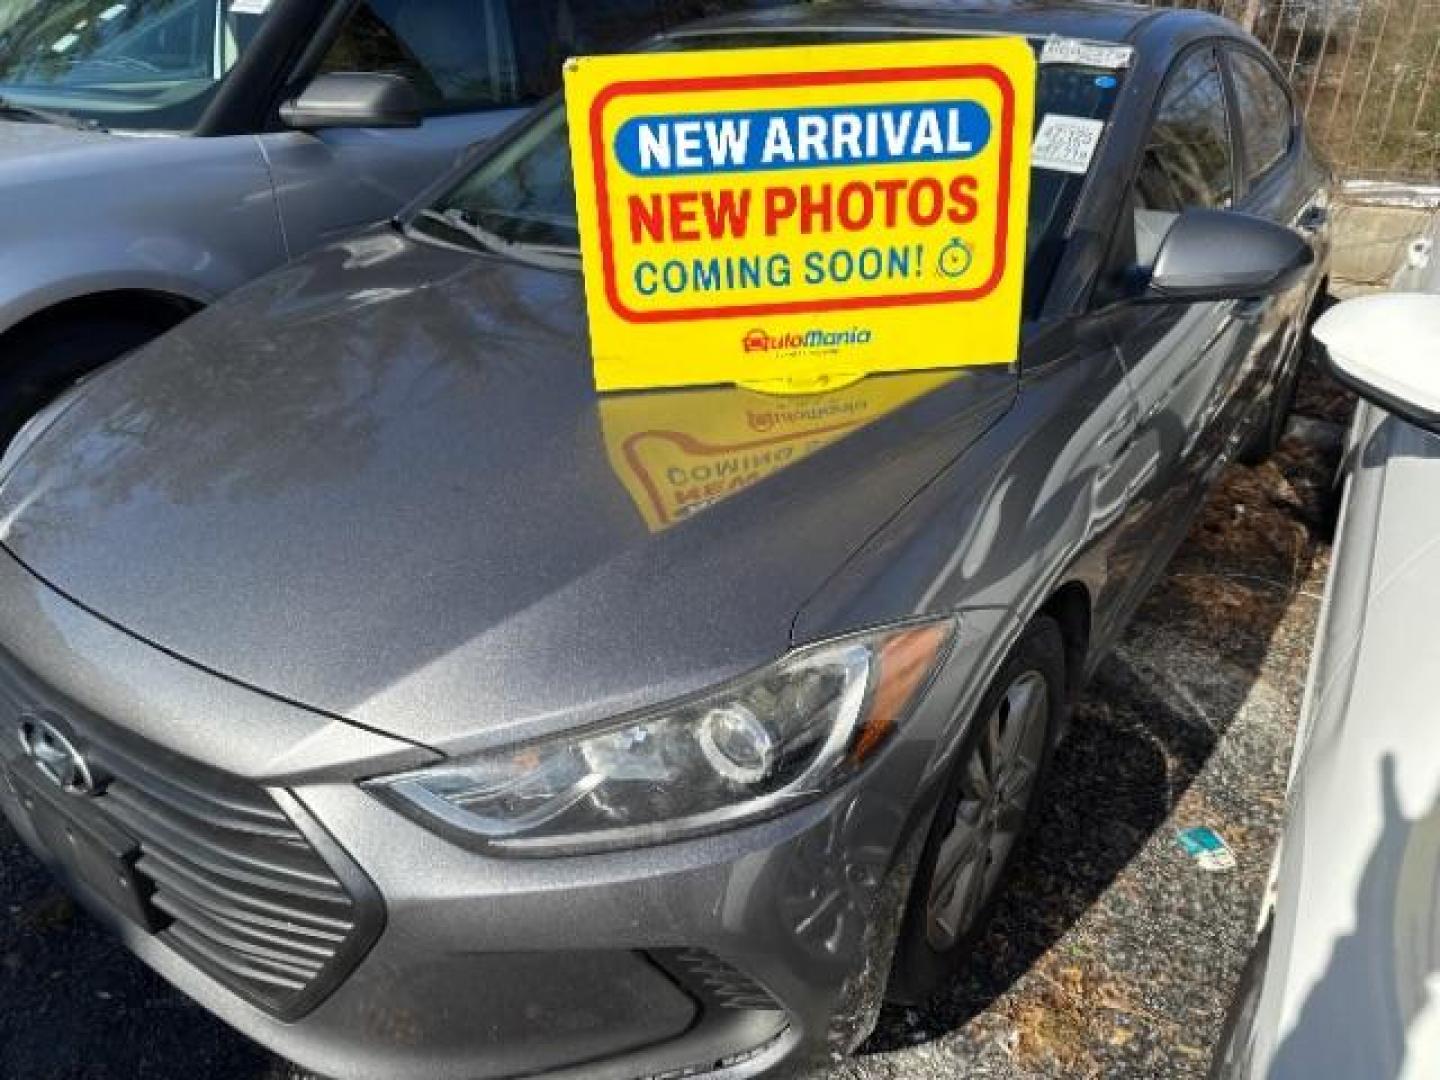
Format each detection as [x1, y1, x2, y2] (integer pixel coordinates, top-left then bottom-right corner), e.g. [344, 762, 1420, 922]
[1215, 219, 1440, 1078]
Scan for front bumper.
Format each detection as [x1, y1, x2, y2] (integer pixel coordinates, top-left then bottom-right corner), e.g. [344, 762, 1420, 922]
[0, 550, 950, 1080]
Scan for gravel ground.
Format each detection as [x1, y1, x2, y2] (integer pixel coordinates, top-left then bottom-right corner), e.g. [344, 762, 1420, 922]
[0, 374, 1349, 1080]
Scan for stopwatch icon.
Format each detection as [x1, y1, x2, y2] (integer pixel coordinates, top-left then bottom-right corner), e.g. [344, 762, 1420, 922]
[937, 238, 974, 280]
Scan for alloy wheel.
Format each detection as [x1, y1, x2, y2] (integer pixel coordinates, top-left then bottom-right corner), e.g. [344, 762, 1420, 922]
[925, 670, 1049, 950]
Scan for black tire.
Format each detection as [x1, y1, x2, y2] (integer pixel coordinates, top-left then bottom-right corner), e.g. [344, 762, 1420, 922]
[887, 616, 1066, 1005]
[1239, 329, 1306, 466]
[1210, 917, 1273, 1079]
[1241, 286, 1333, 467]
[0, 316, 171, 448]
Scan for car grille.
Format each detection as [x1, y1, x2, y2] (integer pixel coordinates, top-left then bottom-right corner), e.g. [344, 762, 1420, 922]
[0, 650, 381, 1020]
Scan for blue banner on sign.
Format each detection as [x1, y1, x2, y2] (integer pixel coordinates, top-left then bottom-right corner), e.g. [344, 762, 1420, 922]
[614, 100, 993, 177]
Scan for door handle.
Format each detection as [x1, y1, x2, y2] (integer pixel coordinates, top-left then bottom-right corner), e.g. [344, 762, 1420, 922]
[1297, 206, 1329, 234]
[1100, 418, 1136, 455]
[1099, 400, 1140, 457]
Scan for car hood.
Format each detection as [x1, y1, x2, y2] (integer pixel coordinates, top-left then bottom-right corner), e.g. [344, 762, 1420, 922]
[0, 229, 1015, 753]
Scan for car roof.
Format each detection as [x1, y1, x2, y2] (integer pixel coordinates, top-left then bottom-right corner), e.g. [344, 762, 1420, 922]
[669, 1, 1190, 47]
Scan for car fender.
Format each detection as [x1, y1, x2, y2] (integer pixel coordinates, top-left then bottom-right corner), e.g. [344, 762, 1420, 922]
[0, 239, 219, 336]
[794, 342, 1128, 782]
[0, 133, 286, 336]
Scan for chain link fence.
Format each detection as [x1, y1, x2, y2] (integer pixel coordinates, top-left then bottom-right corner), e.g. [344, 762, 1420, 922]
[1151, 0, 1440, 183]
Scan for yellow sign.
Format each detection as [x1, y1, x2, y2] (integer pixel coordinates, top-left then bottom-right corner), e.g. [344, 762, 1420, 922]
[566, 39, 1036, 392]
[600, 371, 960, 532]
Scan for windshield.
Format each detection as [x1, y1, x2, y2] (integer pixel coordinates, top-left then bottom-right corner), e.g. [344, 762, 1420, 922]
[416, 35, 1125, 317]
[0, 0, 271, 130]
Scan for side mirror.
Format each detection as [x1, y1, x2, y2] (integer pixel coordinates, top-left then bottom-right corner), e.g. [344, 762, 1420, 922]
[279, 72, 422, 131]
[1146, 209, 1315, 303]
[1314, 293, 1440, 434]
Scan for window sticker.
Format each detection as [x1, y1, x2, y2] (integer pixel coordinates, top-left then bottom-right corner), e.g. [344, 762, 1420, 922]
[230, 0, 271, 14]
[1031, 115, 1106, 175]
[1040, 36, 1134, 71]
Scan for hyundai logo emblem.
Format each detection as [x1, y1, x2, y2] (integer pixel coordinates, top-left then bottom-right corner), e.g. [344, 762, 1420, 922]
[17, 716, 97, 796]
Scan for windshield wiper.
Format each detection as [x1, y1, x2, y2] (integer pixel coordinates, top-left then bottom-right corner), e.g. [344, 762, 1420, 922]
[0, 96, 105, 132]
[413, 207, 579, 269]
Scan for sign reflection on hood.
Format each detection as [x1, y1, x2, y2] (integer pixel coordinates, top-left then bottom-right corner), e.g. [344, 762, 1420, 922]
[600, 371, 959, 532]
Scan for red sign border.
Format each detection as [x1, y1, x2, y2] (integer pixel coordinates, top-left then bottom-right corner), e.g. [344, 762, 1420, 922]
[587, 64, 1018, 325]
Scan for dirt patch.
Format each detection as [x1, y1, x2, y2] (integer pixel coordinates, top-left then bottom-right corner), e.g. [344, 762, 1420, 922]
[1159, 434, 1335, 668]
[1293, 367, 1355, 428]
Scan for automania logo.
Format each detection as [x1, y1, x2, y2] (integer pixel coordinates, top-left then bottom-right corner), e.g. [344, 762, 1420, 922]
[743, 327, 874, 354]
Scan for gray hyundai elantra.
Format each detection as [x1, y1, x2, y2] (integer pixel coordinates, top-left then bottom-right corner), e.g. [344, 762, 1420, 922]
[0, 3, 1330, 1078]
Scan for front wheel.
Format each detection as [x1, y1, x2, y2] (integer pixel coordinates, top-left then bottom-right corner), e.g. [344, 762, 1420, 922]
[887, 616, 1065, 1005]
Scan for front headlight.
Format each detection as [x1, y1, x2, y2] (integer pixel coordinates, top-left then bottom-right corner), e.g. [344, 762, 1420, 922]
[370, 618, 955, 855]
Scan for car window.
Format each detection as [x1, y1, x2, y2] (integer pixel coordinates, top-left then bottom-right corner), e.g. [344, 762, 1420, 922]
[1229, 50, 1294, 186]
[1131, 47, 1234, 268]
[1138, 48, 1234, 214]
[316, 1, 768, 112]
[487, 1, 770, 102]
[0, 0, 271, 130]
[317, 0, 520, 113]
[560, 1, 771, 52]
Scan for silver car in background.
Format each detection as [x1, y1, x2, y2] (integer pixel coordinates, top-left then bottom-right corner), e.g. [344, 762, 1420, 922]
[0, 0, 742, 444]
[1215, 219, 1440, 1079]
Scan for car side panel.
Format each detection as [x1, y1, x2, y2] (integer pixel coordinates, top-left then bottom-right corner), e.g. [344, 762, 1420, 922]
[1227, 48, 1334, 440]
[1102, 297, 1248, 591]
[1088, 56, 1328, 650]
[793, 323, 1138, 776]
[1057, 41, 1259, 649]
[0, 135, 286, 333]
